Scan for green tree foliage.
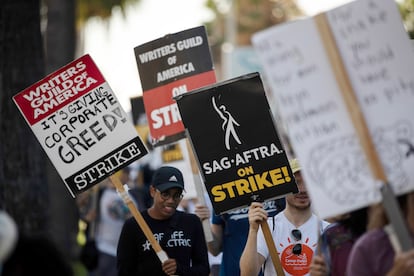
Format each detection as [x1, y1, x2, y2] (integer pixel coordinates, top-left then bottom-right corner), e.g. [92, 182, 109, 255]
[399, 0, 414, 38]
[77, 0, 139, 26]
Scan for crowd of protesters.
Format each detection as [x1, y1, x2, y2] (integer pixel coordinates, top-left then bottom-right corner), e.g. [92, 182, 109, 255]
[1, 156, 413, 276]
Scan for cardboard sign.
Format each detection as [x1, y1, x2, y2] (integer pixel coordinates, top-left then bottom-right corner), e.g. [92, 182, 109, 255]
[13, 54, 148, 197]
[130, 96, 151, 147]
[175, 73, 298, 214]
[252, 0, 414, 218]
[130, 96, 146, 126]
[134, 26, 216, 146]
[129, 96, 198, 199]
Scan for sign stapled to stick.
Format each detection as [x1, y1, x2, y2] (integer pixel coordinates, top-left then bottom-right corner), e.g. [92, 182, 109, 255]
[175, 72, 298, 215]
[13, 54, 148, 197]
[134, 25, 216, 147]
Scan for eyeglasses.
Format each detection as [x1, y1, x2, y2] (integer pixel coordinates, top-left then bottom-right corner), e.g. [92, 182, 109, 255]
[157, 189, 184, 201]
[291, 229, 302, 255]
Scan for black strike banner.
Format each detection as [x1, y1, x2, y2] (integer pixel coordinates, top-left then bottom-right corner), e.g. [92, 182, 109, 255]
[175, 72, 298, 214]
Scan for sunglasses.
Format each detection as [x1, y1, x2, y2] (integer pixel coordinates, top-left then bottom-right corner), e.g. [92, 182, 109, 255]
[291, 229, 302, 255]
[157, 189, 184, 201]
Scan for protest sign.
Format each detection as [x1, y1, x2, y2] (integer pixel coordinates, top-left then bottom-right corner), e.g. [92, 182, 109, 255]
[134, 26, 216, 146]
[130, 96, 151, 147]
[252, 0, 414, 220]
[175, 72, 298, 214]
[130, 96, 197, 199]
[130, 95, 147, 126]
[13, 54, 148, 197]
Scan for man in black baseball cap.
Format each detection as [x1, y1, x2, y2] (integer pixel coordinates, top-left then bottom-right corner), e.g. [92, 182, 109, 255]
[151, 166, 185, 193]
[117, 166, 209, 276]
[150, 166, 185, 219]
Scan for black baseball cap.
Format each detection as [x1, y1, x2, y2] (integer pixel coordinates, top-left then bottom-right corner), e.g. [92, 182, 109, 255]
[152, 166, 184, 192]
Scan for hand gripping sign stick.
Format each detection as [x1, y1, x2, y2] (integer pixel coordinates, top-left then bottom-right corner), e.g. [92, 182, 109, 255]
[109, 175, 169, 263]
[250, 197, 285, 275]
[315, 13, 413, 251]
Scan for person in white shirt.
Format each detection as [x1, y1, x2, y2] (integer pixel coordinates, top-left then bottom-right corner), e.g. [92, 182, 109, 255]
[240, 159, 329, 276]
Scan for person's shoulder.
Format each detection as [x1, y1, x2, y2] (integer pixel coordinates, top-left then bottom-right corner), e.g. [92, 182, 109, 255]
[211, 212, 226, 225]
[353, 227, 388, 249]
[267, 210, 285, 224]
[358, 227, 387, 241]
[324, 222, 345, 235]
[125, 210, 149, 225]
[321, 219, 331, 229]
[178, 211, 206, 228]
[309, 213, 330, 226]
[323, 222, 353, 244]
[124, 216, 138, 227]
[274, 210, 285, 219]
[263, 199, 285, 216]
[178, 210, 199, 221]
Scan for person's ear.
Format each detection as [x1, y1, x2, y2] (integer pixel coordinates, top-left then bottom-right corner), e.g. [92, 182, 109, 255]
[149, 185, 156, 198]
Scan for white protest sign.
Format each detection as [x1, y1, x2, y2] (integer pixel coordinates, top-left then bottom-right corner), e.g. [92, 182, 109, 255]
[253, 0, 414, 219]
[326, 0, 414, 196]
[13, 54, 148, 197]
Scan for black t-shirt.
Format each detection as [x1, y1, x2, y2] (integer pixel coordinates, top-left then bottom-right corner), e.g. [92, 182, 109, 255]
[117, 210, 209, 276]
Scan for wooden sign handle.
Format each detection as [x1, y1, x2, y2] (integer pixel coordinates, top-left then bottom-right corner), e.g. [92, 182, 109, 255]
[109, 175, 168, 263]
[261, 221, 285, 276]
[192, 173, 214, 243]
[315, 13, 413, 251]
[186, 137, 214, 243]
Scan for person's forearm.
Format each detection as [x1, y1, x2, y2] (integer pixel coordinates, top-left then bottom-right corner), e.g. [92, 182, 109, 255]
[207, 224, 224, 256]
[207, 231, 222, 256]
[207, 241, 221, 256]
[240, 228, 261, 276]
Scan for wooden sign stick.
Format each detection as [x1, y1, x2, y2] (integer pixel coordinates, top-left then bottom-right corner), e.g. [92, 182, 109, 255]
[315, 13, 413, 251]
[109, 175, 169, 263]
[186, 137, 214, 243]
[261, 221, 285, 276]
